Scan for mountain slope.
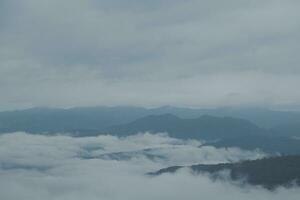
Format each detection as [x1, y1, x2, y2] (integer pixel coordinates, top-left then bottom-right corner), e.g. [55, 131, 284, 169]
[149, 155, 300, 189]
[107, 114, 265, 140]
[108, 114, 300, 154]
[0, 106, 150, 134]
[205, 135, 300, 155]
[271, 123, 300, 137]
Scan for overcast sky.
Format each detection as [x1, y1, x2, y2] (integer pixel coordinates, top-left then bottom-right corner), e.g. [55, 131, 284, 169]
[1, 0, 300, 111]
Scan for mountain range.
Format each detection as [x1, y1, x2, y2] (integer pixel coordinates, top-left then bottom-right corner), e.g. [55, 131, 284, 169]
[1, 106, 300, 135]
[1, 106, 300, 154]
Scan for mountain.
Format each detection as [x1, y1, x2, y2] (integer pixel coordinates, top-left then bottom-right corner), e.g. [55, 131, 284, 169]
[205, 135, 300, 155]
[147, 106, 300, 129]
[107, 114, 265, 140]
[149, 155, 300, 189]
[0, 106, 150, 134]
[108, 115, 300, 154]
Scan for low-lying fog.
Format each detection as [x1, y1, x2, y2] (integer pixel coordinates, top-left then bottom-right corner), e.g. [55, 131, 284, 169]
[0, 132, 299, 200]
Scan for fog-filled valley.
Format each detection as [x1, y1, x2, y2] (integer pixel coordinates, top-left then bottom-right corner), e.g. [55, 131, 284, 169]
[1, 107, 300, 199]
[1, 132, 300, 200]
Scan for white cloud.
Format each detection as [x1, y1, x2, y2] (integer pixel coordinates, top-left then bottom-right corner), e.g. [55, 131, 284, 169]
[0, 132, 298, 200]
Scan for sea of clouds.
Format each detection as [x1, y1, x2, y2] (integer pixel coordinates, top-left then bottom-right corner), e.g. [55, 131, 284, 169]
[0, 132, 299, 200]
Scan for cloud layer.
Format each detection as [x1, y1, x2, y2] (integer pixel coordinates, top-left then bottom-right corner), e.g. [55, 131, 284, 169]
[1, 0, 300, 110]
[0, 132, 299, 200]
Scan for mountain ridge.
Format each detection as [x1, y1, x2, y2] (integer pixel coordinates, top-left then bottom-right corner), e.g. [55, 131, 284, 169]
[148, 155, 300, 189]
[107, 113, 264, 140]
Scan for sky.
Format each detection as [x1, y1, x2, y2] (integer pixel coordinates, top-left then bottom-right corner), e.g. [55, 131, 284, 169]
[3, 132, 299, 200]
[1, 0, 300, 111]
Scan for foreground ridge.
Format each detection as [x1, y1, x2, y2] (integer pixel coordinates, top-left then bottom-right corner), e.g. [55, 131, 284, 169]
[149, 155, 300, 189]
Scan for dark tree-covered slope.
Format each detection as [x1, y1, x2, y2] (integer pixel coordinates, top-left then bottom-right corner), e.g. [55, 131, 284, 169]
[150, 155, 300, 189]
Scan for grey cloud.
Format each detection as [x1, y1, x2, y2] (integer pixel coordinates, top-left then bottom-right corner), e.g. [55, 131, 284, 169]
[1, 0, 300, 110]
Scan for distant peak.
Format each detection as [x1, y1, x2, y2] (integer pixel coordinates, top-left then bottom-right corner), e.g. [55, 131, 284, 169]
[139, 113, 180, 121]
